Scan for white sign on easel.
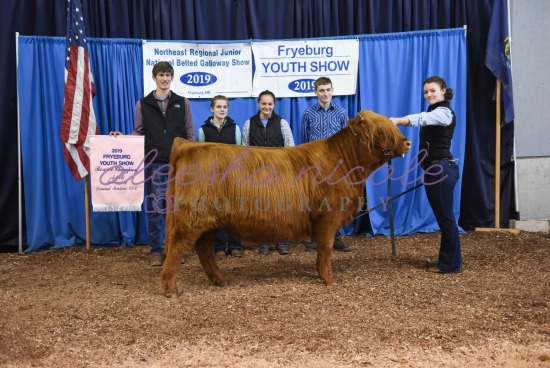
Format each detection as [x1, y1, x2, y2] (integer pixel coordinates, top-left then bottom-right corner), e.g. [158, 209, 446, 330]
[90, 135, 145, 212]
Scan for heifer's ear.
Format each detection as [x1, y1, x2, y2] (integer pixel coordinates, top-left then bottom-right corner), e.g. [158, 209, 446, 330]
[347, 112, 363, 127]
[356, 110, 379, 126]
[355, 111, 374, 131]
[355, 111, 369, 123]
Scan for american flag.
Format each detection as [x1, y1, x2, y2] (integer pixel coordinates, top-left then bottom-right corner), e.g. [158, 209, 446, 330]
[60, 0, 98, 181]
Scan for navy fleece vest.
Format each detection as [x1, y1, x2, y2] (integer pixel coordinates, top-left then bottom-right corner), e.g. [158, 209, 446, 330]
[201, 117, 237, 144]
[141, 92, 189, 163]
[419, 100, 456, 164]
[248, 113, 284, 147]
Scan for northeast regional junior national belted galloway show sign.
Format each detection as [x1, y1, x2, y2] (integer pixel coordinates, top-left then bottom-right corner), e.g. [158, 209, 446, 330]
[142, 42, 253, 98]
[142, 39, 359, 98]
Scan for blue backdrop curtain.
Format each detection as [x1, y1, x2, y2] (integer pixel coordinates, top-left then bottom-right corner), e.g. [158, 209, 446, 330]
[18, 37, 148, 250]
[17, 28, 466, 251]
[359, 29, 467, 235]
[1, 0, 514, 249]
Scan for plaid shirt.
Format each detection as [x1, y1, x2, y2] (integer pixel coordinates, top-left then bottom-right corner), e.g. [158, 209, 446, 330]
[301, 102, 349, 143]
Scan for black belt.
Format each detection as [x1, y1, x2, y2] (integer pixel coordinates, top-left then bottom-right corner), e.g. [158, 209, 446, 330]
[427, 158, 457, 164]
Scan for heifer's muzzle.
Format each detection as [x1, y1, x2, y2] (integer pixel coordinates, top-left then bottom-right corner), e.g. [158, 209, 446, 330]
[373, 144, 393, 156]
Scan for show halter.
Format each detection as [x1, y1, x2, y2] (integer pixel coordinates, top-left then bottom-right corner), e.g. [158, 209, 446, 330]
[347, 124, 393, 156]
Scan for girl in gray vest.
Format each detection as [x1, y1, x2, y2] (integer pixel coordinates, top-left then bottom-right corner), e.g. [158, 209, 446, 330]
[197, 95, 244, 259]
[242, 90, 294, 255]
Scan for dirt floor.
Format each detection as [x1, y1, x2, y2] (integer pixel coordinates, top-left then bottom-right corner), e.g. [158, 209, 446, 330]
[1, 230, 549, 367]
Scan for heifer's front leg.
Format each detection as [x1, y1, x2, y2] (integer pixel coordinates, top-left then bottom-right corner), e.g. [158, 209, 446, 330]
[195, 232, 228, 287]
[161, 230, 195, 298]
[314, 229, 336, 286]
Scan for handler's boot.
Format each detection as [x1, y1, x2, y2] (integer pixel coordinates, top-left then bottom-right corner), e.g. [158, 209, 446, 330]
[150, 253, 163, 267]
[333, 237, 351, 252]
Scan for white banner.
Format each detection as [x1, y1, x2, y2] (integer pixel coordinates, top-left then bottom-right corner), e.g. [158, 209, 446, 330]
[90, 136, 145, 212]
[251, 39, 359, 97]
[142, 41, 253, 98]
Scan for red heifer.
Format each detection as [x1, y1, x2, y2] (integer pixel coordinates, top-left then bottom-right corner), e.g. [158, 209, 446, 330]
[161, 110, 411, 297]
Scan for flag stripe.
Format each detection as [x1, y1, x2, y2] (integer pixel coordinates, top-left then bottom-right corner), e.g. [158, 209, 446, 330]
[75, 47, 89, 145]
[63, 143, 89, 181]
[60, 49, 77, 143]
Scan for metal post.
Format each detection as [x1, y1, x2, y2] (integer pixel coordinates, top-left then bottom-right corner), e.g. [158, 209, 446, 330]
[388, 160, 396, 256]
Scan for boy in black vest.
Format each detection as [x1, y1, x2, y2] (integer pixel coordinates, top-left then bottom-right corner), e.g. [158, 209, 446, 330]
[110, 61, 194, 266]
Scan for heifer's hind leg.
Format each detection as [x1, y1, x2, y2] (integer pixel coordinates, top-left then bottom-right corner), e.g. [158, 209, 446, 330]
[195, 231, 228, 287]
[313, 224, 337, 286]
[161, 227, 195, 298]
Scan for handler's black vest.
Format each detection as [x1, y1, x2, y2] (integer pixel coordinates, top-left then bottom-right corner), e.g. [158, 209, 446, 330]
[201, 117, 237, 144]
[141, 92, 189, 163]
[248, 113, 284, 147]
[419, 100, 456, 166]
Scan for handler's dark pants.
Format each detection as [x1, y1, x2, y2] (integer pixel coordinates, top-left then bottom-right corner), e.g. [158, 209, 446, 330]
[259, 242, 289, 251]
[423, 160, 462, 272]
[146, 163, 169, 255]
[215, 231, 243, 254]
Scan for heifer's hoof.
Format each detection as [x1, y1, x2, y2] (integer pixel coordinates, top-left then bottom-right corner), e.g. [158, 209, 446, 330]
[212, 279, 229, 287]
[323, 279, 337, 287]
[162, 283, 179, 298]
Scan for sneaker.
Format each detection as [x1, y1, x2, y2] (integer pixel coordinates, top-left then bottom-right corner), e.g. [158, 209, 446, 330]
[305, 241, 317, 252]
[230, 249, 243, 258]
[426, 265, 462, 274]
[258, 247, 270, 255]
[277, 245, 290, 255]
[333, 238, 351, 252]
[215, 250, 226, 260]
[150, 253, 163, 267]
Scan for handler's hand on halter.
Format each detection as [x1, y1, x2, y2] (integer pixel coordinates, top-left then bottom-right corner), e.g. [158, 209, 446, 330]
[389, 117, 410, 126]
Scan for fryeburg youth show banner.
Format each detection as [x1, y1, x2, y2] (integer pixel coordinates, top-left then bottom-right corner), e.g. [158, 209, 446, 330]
[251, 39, 359, 97]
[142, 39, 359, 98]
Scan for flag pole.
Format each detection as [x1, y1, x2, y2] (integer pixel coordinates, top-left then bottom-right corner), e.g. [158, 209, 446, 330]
[84, 176, 91, 251]
[495, 80, 501, 228]
[16, 32, 24, 254]
[476, 80, 519, 235]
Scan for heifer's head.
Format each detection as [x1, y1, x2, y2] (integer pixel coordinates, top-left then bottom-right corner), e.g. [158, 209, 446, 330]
[347, 110, 411, 166]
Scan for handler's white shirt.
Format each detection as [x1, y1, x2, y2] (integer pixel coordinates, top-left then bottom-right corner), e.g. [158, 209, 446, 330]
[406, 106, 453, 127]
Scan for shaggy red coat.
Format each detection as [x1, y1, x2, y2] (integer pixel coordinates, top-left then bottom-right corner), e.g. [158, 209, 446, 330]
[161, 110, 411, 297]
